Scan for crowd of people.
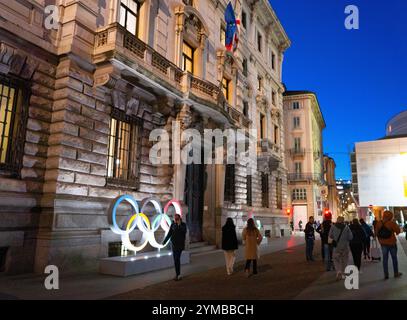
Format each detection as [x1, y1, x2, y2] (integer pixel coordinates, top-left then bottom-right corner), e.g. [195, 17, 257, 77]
[162, 210, 404, 282]
[302, 210, 403, 280]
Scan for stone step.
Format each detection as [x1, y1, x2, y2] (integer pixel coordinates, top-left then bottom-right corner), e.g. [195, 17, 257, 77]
[189, 241, 209, 249]
[189, 244, 218, 255]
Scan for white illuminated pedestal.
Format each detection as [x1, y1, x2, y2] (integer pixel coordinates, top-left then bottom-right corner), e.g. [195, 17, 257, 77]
[99, 250, 191, 277]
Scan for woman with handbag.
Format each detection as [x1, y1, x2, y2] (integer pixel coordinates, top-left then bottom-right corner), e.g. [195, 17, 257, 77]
[328, 216, 353, 281]
[242, 218, 263, 277]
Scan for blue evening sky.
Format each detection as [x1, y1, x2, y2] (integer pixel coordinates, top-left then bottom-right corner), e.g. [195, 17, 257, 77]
[269, 0, 407, 179]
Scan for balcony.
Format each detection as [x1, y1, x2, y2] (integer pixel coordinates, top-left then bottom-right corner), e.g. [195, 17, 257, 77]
[288, 173, 324, 184]
[94, 24, 183, 94]
[94, 24, 246, 125]
[257, 139, 281, 173]
[289, 148, 306, 158]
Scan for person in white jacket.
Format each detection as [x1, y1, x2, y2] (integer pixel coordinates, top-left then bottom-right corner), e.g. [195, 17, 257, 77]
[329, 216, 353, 280]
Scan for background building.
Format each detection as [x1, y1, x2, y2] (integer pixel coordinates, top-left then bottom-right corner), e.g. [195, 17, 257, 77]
[323, 155, 339, 220]
[283, 91, 326, 229]
[0, 0, 290, 274]
[352, 109, 407, 223]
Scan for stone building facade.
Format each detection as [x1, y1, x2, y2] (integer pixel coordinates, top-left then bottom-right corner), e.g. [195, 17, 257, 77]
[0, 0, 290, 274]
[283, 91, 326, 228]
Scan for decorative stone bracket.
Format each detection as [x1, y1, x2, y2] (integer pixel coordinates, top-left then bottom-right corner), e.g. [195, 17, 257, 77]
[0, 42, 38, 79]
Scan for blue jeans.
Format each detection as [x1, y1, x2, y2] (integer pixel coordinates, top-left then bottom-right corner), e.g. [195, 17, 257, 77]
[381, 245, 398, 277]
[324, 243, 334, 271]
[306, 238, 314, 260]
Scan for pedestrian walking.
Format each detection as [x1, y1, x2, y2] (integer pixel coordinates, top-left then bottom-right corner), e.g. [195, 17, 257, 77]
[375, 210, 403, 280]
[242, 218, 262, 277]
[360, 218, 374, 260]
[317, 212, 334, 271]
[163, 213, 187, 281]
[349, 219, 366, 271]
[290, 220, 294, 233]
[304, 216, 315, 261]
[329, 216, 353, 281]
[299, 220, 303, 232]
[403, 222, 407, 240]
[222, 217, 238, 275]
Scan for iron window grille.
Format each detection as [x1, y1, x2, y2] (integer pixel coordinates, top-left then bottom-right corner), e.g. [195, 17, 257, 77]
[0, 74, 29, 178]
[107, 108, 142, 189]
[261, 173, 269, 208]
[247, 175, 252, 206]
[224, 164, 235, 203]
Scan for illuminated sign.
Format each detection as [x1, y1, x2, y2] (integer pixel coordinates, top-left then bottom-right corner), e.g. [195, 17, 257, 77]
[109, 195, 183, 253]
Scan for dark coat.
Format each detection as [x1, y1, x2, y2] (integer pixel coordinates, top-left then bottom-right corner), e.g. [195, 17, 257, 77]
[304, 222, 315, 240]
[349, 224, 366, 246]
[222, 224, 238, 250]
[316, 220, 332, 244]
[163, 222, 187, 251]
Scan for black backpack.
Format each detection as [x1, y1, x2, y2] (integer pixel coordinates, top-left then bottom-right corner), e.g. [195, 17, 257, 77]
[377, 221, 392, 239]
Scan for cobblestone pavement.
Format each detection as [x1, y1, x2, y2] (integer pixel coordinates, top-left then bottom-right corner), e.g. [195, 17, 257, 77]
[111, 241, 325, 300]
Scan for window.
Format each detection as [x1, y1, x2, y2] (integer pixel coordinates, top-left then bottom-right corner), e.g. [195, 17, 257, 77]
[241, 10, 247, 29]
[220, 25, 226, 46]
[243, 101, 249, 117]
[260, 114, 266, 139]
[294, 137, 301, 151]
[261, 173, 269, 208]
[257, 31, 262, 52]
[292, 188, 307, 201]
[293, 116, 300, 129]
[242, 57, 248, 77]
[295, 162, 302, 174]
[271, 52, 276, 70]
[276, 178, 283, 209]
[224, 164, 235, 203]
[272, 90, 276, 105]
[0, 74, 29, 176]
[257, 76, 262, 91]
[0, 247, 9, 272]
[182, 42, 194, 73]
[274, 125, 279, 145]
[247, 175, 252, 206]
[107, 109, 142, 187]
[293, 101, 300, 109]
[119, 0, 141, 36]
[222, 77, 230, 102]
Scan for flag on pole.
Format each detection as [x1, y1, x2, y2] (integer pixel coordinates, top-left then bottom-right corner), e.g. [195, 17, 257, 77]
[225, 2, 240, 52]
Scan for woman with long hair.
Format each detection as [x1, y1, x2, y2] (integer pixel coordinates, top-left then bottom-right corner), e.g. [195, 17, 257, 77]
[222, 217, 238, 275]
[242, 218, 263, 277]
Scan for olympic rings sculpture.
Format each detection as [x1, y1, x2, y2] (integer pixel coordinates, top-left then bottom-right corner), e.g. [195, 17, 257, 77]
[109, 195, 183, 253]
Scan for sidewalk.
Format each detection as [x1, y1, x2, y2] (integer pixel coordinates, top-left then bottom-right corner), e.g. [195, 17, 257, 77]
[295, 236, 407, 300]
[0, 234, 304, 300]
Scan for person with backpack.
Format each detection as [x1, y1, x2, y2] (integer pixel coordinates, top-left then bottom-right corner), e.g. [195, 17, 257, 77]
[222, 217, 238, 275]
[360, 218, 374, 260]
[304, 216, 316, 261]
[349, 219, 366, 271]
[317, 212, 334, 271]
[329, 216, 353, 280]
[375, 210, 402, 280]
[242, 218, 263, 277]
